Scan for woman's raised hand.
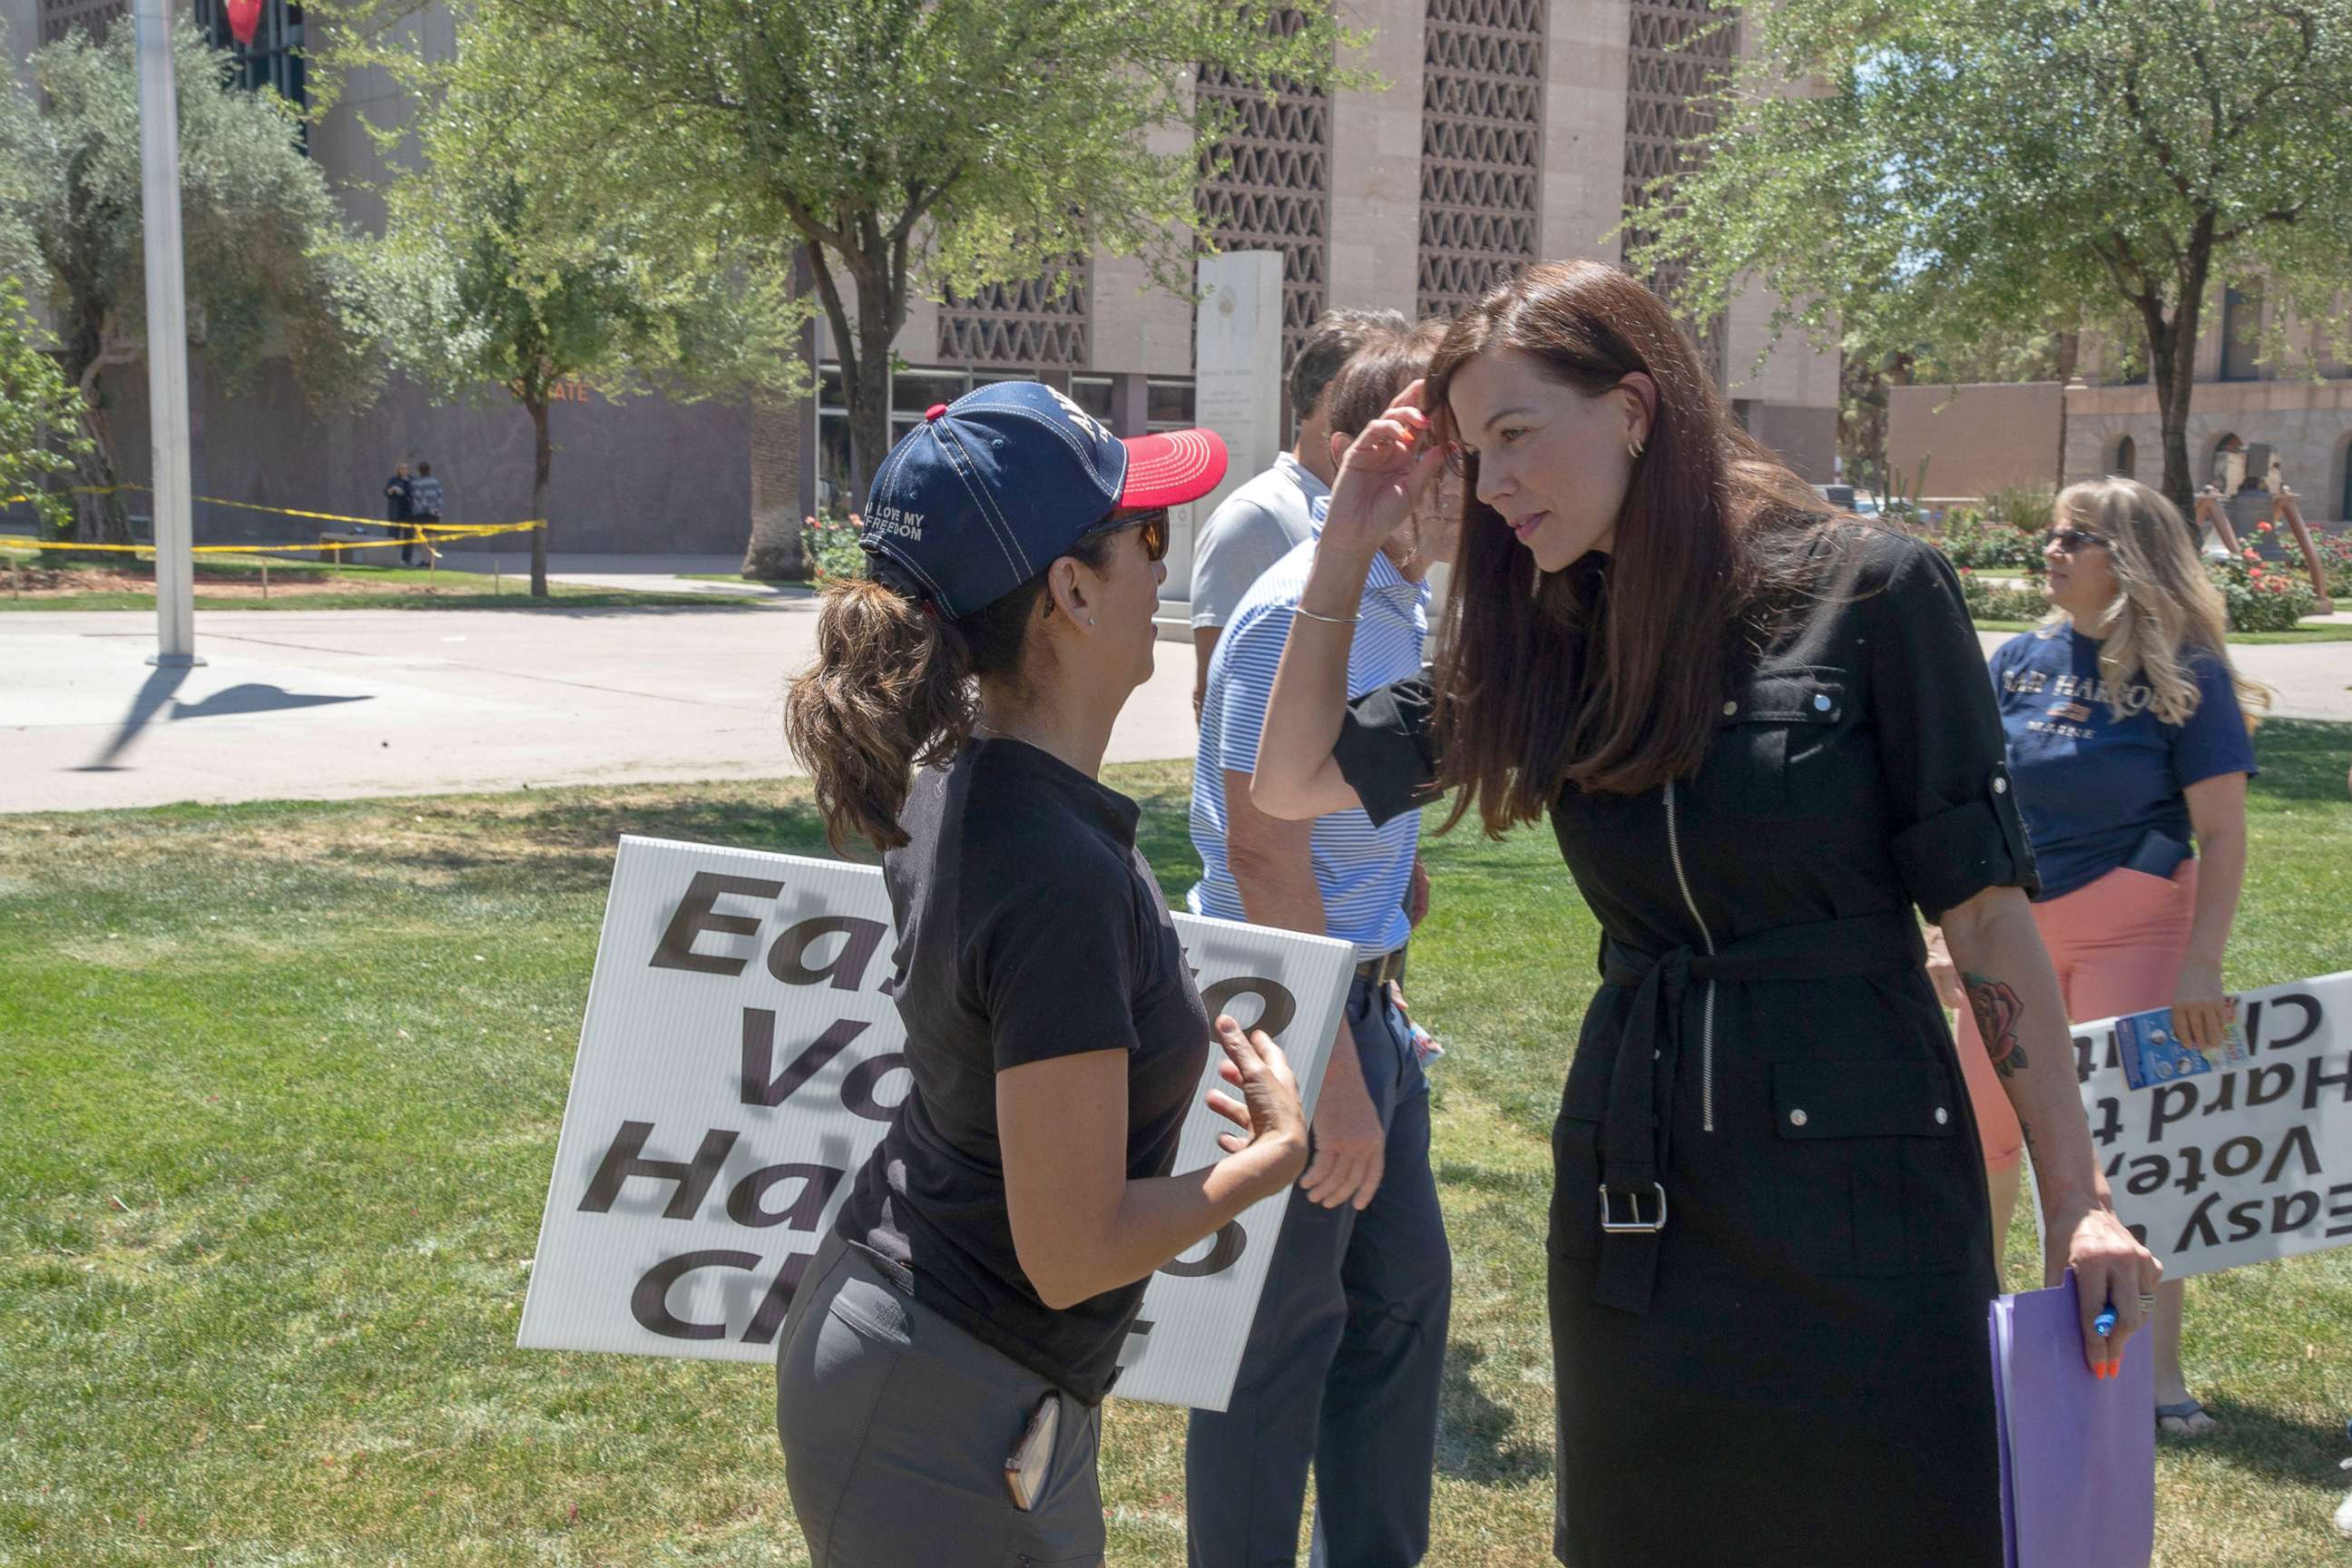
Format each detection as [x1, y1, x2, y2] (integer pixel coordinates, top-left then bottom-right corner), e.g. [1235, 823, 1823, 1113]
[1323, 378, 1438, 563]
[1203, 1015, 1310, 1195]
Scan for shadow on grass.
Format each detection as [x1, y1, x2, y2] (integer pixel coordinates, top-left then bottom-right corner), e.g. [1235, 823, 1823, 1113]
[1436, 1341, 1553, 1485]
[369, 794, 849, 893]
[2183, 1396, 2352, 1488]
[2251, 720, 2352, 805]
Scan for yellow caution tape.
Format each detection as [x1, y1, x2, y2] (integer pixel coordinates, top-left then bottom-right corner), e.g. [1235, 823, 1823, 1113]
[2, 521, 544, 555]
[2, 481, 544, 538]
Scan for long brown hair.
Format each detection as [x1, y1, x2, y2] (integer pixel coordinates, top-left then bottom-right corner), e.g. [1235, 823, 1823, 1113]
[1425, 260, 1836, 833]
[783, 534, 1115, 854]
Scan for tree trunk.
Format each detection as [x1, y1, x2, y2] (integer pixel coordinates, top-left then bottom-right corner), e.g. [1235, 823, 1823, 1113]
[740, 250, 817, 582]
[65, 373, 131, 547]
[529, 395, 552, 600]
[740, 392, 810, 582]
[2052, 330, 2080, 491]
[2148, 223, 2215, 524]
[795, 236, 910, 517]
[2150, 322, 2199, 519]
[845, 266, 896, 513]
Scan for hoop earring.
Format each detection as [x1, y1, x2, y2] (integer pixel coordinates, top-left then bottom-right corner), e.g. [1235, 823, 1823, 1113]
[1627, 437, 1645, 460]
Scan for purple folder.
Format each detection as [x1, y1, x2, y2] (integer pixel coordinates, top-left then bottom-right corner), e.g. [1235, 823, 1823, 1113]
[1989, 1270, 2155, 1568]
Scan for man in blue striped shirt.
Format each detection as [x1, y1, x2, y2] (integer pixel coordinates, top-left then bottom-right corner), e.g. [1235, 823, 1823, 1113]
[1185, 325, 1459, 1567]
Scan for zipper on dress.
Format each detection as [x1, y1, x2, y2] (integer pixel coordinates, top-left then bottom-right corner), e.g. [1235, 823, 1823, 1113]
[1662, 778, 1720, 1132]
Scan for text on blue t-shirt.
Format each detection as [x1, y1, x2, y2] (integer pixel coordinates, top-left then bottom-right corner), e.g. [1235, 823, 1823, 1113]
[1986, 627, 2257, 901]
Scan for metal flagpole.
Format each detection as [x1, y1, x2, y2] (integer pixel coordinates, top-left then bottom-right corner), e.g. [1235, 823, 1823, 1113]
[135, 0, 201, 668]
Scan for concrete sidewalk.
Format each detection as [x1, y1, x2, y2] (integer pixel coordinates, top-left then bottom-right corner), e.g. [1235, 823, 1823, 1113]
[0, 603, 1205, 813]
[430, 551, 789, 597]
[2, 609, 2344, 814]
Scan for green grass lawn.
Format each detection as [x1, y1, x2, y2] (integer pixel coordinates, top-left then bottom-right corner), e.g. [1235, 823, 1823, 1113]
[0, 549, 754, 612]
[5, 724, 2349, 1565]
[677, 572, 809, 588]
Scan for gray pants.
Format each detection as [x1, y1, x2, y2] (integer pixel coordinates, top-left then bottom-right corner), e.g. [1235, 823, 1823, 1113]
[777, 1234, 1107, 1566]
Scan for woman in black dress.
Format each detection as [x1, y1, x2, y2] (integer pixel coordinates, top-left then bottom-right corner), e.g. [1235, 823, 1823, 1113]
[1250, 261, 2161, 1566]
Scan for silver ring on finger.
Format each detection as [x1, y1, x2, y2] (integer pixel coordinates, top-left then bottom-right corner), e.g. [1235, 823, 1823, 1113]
[2137, 1291, 2158, 1310]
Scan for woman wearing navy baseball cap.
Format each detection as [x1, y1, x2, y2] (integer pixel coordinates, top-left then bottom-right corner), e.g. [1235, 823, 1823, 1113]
[777, 382, 1308, 1563]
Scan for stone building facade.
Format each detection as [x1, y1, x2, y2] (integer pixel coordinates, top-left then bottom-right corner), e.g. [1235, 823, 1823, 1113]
[1891, 291, 2352, 524]
[5, 0, 1838, 561]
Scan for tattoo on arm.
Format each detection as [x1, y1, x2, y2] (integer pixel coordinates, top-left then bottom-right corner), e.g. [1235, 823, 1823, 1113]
[1965, 971, 2029, 1077]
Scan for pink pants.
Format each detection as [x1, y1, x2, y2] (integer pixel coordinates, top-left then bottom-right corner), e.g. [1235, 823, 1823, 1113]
[1956, 861, 2200, 1171]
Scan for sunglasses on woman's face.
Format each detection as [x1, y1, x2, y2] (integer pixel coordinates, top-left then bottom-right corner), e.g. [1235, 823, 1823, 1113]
[1108, 509, 1171, 563]
[2044, 527, 2109, 554]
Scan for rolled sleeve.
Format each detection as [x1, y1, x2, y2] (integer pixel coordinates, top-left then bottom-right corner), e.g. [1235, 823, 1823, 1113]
[1864, 535, 2039, 920]
[1333, 675, 1440, 829]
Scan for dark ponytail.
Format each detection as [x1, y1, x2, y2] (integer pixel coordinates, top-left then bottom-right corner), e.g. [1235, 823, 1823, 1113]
[783, 533, 1116, 854]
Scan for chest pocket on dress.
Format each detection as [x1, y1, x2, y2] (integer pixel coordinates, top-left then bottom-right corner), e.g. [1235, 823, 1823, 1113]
[1769, 1060, 1971, 1276]
[1696, 672, 1846, 815]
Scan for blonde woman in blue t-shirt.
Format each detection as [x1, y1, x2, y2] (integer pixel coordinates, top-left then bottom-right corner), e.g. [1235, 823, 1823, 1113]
[1930, 475, 2268, 1437]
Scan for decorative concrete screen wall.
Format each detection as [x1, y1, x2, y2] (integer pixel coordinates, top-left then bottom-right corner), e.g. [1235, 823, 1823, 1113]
[1621, 0, 1736, 383]
[936, 272, 1091, 369]
[1416, 0, 1544, 319]
[1197, 11, 1333, 382]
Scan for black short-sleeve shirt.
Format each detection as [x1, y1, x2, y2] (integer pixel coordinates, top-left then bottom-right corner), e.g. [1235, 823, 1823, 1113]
[832, 738, 1210, 1404]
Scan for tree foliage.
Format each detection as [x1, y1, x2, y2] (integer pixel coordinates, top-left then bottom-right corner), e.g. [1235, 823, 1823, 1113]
[0, 20, 382, 542]
[1632, 0, 2352, 510]
[0, 276, 93, 540]
[415, 0, 1360, 507]
[362, 20, 809, 593]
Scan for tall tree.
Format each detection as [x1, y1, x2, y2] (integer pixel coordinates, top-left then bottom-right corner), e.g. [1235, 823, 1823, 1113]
[440, 0, 1357, 509]
[0, 20, 381, 543]
[370, 32, 807, 597]
[1633, 0, 2352, 513]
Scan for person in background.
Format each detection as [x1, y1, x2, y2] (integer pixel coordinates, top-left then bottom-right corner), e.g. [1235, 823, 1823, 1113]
[1929, 476, 2263, 1438]
[1184, 321, 1456, 1568]
[382, 461, 412, 552]
[404, 462, 446, 567]
[1190, 309, 1408, 719]
[775, 384, 1308, 1564]
[1249, 260, 2158, 1567]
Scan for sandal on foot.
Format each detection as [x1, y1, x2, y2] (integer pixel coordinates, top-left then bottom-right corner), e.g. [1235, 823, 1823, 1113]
[2155, 1398, 2215, 1436]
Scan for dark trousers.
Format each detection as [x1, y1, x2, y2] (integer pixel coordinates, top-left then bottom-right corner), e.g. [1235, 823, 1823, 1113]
[1185, 976, 1451, 1567]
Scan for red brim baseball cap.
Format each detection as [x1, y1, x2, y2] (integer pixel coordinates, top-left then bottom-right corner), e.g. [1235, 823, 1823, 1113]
[1116, 427, 1229, 510]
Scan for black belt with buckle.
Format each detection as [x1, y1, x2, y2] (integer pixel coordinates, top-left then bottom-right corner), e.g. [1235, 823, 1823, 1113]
[1354, 946, 1408, 987]
[1590, 910, 1925, 1316]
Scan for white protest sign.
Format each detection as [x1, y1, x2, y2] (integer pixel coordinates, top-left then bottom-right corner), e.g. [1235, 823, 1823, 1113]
[518, 836, 1356, 1410]
[2065, 972, 2352, 1279]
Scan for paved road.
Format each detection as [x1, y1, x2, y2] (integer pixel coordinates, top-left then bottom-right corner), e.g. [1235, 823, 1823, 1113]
[0, 599, 1204, 813]
[2, 604, 2344, 814]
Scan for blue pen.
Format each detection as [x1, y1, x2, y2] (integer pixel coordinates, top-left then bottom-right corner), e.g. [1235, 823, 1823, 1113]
[2092, 1296, 2120, 1378]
